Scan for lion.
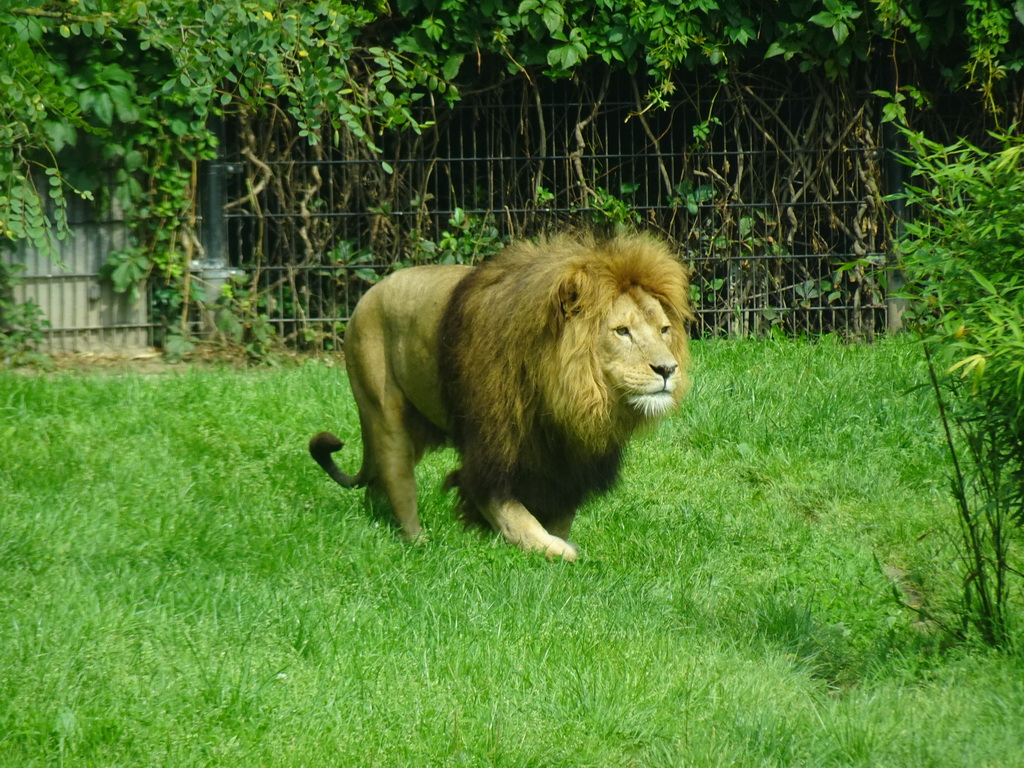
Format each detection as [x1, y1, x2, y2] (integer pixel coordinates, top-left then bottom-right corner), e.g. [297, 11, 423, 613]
[309, 231, 692, 561]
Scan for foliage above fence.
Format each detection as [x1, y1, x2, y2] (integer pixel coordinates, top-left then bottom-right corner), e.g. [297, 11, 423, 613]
[5, 0, 1023, 245]
[2, 0, 1023, 351]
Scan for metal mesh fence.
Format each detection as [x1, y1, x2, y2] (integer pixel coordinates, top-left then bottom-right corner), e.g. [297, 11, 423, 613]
[213, 70, 893, 349]
[4, 195, 152, 353]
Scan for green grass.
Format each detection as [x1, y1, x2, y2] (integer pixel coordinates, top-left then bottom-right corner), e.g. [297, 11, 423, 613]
[1, 339, 1022, 767]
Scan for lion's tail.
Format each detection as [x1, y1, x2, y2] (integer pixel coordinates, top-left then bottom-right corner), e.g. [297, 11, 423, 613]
[309, 431, 363, 488]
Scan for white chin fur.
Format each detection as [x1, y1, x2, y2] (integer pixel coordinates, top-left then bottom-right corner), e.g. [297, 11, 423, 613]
[627, 391, 676, 418]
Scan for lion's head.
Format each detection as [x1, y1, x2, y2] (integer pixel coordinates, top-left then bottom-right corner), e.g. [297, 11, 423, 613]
[596, 285, 685, 418]
[442, 231, 692, 468]
[539, 232, 692, 452]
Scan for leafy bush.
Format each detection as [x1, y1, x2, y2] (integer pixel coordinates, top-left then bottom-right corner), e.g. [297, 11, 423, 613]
[0, 261, 50, 368]
[2, 1, 452, 351]
[897, 131, 1024, 648]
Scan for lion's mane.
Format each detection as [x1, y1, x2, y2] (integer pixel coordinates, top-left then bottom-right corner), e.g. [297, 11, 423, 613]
[439, 231, 692, 527]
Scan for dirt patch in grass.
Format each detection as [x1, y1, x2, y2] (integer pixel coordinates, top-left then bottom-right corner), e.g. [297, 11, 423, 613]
[7, 344, 340, 376]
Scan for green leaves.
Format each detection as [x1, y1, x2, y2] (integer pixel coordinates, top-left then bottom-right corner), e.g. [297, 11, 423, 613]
[518, 0, 565, 36]
[546, 27, 588, 71]
[0, 261, 50, 367]
[809, 0, 863, 46]
[102, 249, 151, 302]
[898, 132, 1024, 396]
[423, 16, 446, 42]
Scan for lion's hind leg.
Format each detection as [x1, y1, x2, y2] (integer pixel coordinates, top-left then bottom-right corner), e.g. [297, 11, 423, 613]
[360, 426, 424, 543]
[482, 499, 578, 562]
[347, 371, 439, 543]
[360, 406, 448, 543]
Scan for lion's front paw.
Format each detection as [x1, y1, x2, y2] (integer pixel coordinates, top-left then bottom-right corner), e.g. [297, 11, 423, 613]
[487, 500, 579, 562]
[505, 529, 579, 562]
[537, 535, 577, 563]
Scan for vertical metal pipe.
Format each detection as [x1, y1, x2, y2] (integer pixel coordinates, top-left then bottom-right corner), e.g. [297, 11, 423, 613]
[883, 59, 909, 334]
[196, 115, 240, 335]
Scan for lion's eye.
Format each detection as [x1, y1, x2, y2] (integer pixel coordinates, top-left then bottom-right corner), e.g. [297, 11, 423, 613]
[614, 326, 631, 338]
[661, 326, 671, 336]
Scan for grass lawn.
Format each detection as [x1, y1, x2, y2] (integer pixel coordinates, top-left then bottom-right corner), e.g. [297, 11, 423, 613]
[1, 338, 1021, 766]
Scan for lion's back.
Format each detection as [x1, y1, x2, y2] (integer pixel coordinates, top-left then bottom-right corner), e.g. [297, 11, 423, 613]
[345, 264, 472, 432]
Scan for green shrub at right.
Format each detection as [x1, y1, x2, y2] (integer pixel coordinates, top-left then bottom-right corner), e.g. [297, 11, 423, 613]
[897, 130, 1024, 648]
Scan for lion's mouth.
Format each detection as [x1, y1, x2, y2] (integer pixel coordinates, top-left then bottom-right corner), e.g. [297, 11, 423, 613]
[627, 390, 676, 417]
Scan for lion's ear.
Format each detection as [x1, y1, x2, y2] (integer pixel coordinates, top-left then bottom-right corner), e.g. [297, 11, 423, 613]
[553, 268, 592, 325]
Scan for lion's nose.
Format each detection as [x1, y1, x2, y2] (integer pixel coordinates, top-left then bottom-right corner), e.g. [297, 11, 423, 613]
[651, 362, 677, 381]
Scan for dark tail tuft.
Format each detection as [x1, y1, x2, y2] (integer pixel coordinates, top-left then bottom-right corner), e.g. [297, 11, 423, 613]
[309, 431, 361, 488]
